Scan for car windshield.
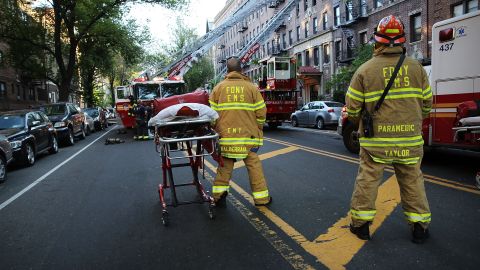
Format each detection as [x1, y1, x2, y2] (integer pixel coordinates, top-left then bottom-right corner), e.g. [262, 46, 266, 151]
[161, 83, 187, 98]
[84, 109, 99, 118]
[40, 104, 66, 116]
[135, 84, 160, 100]
[324, 102, 344, 108]
[0, 115, 25, 129]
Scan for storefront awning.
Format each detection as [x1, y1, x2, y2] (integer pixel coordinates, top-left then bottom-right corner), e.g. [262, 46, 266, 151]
[297, 66, 322, 76]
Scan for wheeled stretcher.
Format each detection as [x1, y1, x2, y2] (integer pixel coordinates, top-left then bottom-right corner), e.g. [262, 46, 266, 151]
[154, 118, 220, 226]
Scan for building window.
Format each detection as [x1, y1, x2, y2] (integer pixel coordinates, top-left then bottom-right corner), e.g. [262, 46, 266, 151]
[335, 40, 341, 60]
[297, 26, 301, 41]
[313, 17, 318, 34]
[375, 0, 384, 9]
[323, 44, 330, 64]
[411, 13, 422, 42]
[0, 82, 6, 99]
[297, 53, 303, 67]
[323, 12, 328, 30]
[334, 6, 340, 26]
[313, 47, 319, 66]
[272, 39, 276, 53]
[305, 21, 309, 38]
[0, 50, 4, 66]
[282, 33, 287, 48]
[305, 50, 310, 66]
[453, 0, 478, 17]
[296, 3, 300, 17]
[289, 30, 293, 45]
[359, 31, 368, 45]
[346, 1, 353, 21]
[304, 0, 308, 11]
[360, 0, 368, 16]
[313, 0, 317, 6]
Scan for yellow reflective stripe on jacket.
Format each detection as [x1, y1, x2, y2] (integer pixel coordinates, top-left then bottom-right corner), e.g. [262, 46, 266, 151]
[404, 212, 431, 223]
[209, 100, 219, 109]
[222, 153, 248, 159]
[350, 209, 376, 221]
[346, 87, 364, 102]
[219, 137, 263, 146]
[213, 101, 266, 111]
[364, 88, 424, 103]
[252, 190, 269, 199]
[423, 86, 433, 99]
[359, 135, 424, 147]
[257, 118, 266, 124]
[212, 185, 230, 194]
[371, 156, 421, 165]
[347, 107, 362, 117]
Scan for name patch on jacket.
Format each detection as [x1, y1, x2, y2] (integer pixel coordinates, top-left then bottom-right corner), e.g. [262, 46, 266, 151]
[225, 86, 245, 102]
[382, 65, 410, 88]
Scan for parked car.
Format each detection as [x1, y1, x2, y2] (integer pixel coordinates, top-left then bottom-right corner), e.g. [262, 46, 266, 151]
[105, 107, 117, 125]
[38, 103, 86, 146]
[0, 110, 59, 167]
[74, 105, 95, 135]
[291, 101, 344, 129]
[0, 135, 13, 183]
[84, 107, 108, 131]
[337, 105, 360, 154]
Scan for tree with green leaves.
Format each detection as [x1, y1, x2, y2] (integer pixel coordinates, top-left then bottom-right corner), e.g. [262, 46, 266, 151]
[326, 44, 373, 102]
[0, 0, 188, 102]
[184, 56, 214, 91]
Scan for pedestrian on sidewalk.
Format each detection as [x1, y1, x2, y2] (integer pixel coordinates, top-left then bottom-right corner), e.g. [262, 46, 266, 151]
[209, 57, 272, 207]
[346, 15, 433, 244]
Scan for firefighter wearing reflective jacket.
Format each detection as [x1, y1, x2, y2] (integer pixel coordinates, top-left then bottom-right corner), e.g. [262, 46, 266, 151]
[346, 15, 432, 244]
[209, 57, 272, 207]
[133, 101, 149, 140]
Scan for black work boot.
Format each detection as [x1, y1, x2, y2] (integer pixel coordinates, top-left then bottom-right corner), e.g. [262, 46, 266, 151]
[254, 196, 273, 206]
[215, 192, 228, 208]
[412, 223, 429, 244]
[350, 222, 371, 240]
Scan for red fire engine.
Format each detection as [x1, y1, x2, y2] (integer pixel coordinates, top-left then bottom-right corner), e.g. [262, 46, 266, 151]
[257, 57, 298, 128]
[115, 77, 187, 129]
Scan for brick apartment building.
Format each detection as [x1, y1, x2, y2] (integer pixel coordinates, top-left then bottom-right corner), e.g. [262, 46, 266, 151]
[212, 0, 478, 104]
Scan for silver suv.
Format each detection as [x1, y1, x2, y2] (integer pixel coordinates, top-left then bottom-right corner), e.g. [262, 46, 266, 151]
[291, 101, 344, 129]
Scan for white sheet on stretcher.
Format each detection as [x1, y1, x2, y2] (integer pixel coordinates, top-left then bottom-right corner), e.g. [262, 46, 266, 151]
[459, 116, 480, 126]
[148, 103, 219, 126]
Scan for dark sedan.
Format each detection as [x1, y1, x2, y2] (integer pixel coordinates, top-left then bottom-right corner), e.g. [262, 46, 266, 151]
[0, 110, 59, 167]
[38, 103, 86, 146]
[0, 135, 13, 183]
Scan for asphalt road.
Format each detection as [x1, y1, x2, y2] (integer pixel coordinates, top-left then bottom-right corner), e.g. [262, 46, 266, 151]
[0, 123, 479, 270]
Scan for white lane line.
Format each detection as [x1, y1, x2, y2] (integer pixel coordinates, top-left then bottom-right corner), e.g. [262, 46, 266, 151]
[0, 126, 118, 211]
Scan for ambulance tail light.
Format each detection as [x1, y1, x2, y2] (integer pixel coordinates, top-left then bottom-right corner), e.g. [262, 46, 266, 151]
[328, 109, 335, 113]
[439, 28, 455, 43]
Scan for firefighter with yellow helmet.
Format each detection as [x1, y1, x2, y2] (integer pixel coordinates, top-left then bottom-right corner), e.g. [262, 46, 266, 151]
[209, 57, 272, 207]
[346, 15, 432, 243]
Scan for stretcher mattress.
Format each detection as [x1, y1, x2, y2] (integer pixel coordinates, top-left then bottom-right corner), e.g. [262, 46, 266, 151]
[148, 103, 218, 127]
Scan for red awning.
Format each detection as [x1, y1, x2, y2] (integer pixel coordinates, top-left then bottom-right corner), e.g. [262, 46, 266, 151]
[298, 66, 322, 75]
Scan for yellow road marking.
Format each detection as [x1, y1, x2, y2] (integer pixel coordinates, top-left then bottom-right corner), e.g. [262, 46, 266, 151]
[265, 137, 480, 195]
[311, 175, 401, 270]
[234, 146, 299, 169]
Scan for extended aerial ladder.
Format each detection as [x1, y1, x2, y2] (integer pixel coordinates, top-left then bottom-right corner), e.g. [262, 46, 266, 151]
[156, 0, 299, 80]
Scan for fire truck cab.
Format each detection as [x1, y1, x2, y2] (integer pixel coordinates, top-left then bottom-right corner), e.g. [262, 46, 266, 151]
[258, 56, 298, 128]
[115, 78, 186, 128]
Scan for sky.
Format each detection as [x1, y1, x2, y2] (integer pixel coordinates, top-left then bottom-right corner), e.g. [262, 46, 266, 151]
[128, 0, 227, 53]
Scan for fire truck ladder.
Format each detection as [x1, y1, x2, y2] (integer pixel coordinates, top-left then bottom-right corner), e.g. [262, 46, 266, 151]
[156, 0, 285, 78]
[216, 0, 299, 78]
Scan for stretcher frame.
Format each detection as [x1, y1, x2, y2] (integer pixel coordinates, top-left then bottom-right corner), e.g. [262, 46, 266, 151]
[154, 118, 219, 226]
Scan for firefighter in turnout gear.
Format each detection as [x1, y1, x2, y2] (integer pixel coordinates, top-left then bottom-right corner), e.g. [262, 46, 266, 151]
[346, 15, 432, 244]
[133, 101, 149, 140]
[210, 57, 272, 207]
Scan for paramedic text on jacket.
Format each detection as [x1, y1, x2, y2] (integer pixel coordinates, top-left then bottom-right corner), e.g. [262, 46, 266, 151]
[346, 15, 432, 244]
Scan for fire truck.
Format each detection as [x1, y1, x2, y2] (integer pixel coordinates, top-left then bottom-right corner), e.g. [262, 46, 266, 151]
[257, 57, 298, 128]
[339, 11, 480, 154]
[115, 77, 187, 129]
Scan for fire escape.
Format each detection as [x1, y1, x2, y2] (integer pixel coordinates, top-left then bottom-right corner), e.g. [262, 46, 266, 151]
[337, 0, 368, 63]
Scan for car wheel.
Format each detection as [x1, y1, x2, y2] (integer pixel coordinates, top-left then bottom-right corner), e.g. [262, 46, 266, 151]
[66, 128, 75, 146]
[291, 116, 298, 127]
[0, 156, 6, 183]
[24, 143, 35, 166]
[79, 126, 86, 140]
[49, 135, 59, 154]
[85, 125, 91, 136]
[343, 122, 360, 154]
[316, 117, 325, 130]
